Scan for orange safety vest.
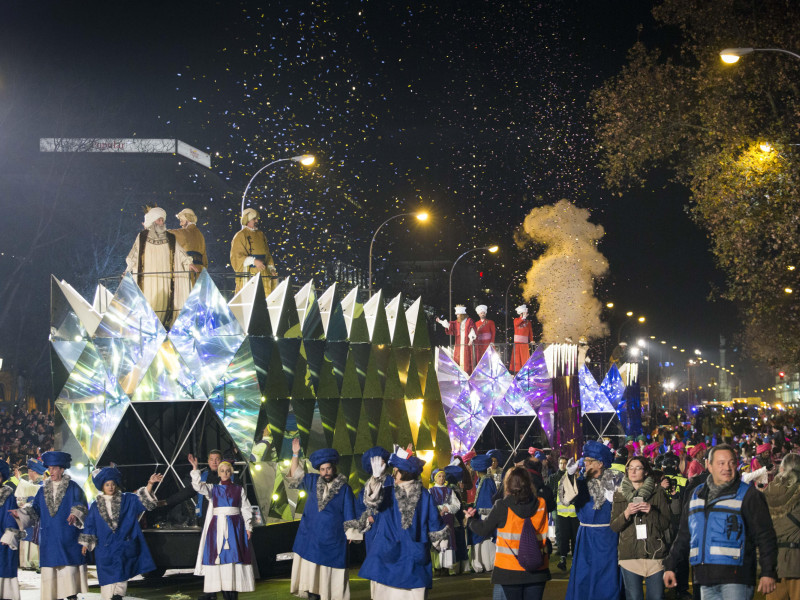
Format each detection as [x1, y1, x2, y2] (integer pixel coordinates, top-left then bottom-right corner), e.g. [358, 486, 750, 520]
[494, 496, 549, 572]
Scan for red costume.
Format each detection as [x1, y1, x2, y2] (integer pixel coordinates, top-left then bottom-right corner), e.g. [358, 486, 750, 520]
[509, 316, 534, 372]
[442, 318, 477, 374]
[474, 318, 496, 363]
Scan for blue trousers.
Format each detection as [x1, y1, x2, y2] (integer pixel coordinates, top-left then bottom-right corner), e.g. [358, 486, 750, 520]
[620, 566, 664, 600]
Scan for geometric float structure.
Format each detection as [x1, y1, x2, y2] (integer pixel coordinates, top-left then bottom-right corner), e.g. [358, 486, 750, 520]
[579, 364, 627, 440]
[51, 271, 448, 529]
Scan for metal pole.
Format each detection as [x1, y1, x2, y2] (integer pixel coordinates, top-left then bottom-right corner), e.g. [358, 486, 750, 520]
[368, 213, 412, 297]
[240, 157, 294, 215]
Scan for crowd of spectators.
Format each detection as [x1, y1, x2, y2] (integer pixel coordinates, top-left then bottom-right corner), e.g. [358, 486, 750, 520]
[0, 406, 54, 466]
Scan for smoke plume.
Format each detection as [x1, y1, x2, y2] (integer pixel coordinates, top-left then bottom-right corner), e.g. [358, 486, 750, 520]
[518, 199, 609, 342]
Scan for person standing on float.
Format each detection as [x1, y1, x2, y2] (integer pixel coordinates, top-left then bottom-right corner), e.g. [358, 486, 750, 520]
[473, 305, 496, 363]
[436, 305, 477, 374]
[509, 304, 534, 372]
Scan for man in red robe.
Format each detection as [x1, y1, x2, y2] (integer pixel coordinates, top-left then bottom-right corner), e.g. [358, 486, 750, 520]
[473, 305, 496, 364]
[437, 305, 477, 374]
[509, 304, 534, 372]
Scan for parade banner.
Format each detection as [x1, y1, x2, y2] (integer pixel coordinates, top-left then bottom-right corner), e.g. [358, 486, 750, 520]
[40, 137, 211, 168]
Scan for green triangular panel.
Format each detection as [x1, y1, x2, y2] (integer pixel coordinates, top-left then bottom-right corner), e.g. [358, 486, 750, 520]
[362, 347, 384, 399]
[291, 398, 317, 453]
[316, 355, 341, 400]
[393, 348, 412, 394]
[353, 400, 375, 452]
[415, 404, 435, 451]
[410, 305, 431, 348]
[264, 397, 291, 457]
[350, 343, 371, 393]
[374, 399, 394, 449]
[276, 338, 303, 392]
[366, 398, 384, 450]
[331, 404, 353, 455]
[248, 336, 275, 392]
[349, 304, 370, 343]
[268, 279, 301, 338]
[404, 351, 424, 399]
[289, 353, 315, 400]
[326, 301, 348, 342]
[364, 291, 392, 345]
[248, 276, 272, 336]
[415, 348, 433, 395]
[383, 350, 404, 401]
[340, 397, 362, 451]
[324, 341, 349, 393]
[385, 397, 414, 448]
[340, 350, 363, 398]
[337, 455, 353, 480]
[301, 298, 324, 340]
[316, 398, 339, 448]
[423, 366, 443, 433]
[372, 344, 391, 392]
[391, 301, 412, 347]
[435, 403, 453, 465]
[306, 401, 328, 455]
[264, 343, 291, 399]
[350, 456, 365, 492]
[302, 340, 326, 393]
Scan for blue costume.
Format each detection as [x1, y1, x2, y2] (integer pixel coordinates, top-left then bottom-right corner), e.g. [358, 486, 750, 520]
[289, 448, 356, 600]
[469, 455, 497, 574]
[353, 447, 392, 551]
[564, 441, 623, 600]
[0, 460, 21, 600]
[78, 467, 157, 589]
[357, 450, 449, 593]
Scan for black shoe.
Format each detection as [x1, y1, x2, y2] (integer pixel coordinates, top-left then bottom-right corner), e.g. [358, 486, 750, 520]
[557, 557, 567, 571]
[198, 594, 217, 600]
[112, 596, 124, 600]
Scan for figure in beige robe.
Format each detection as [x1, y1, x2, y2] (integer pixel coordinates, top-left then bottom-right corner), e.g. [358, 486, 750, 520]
[169, 208, 207, 286]
[230, 208, 277, 296]
[125, 207, 197, 327]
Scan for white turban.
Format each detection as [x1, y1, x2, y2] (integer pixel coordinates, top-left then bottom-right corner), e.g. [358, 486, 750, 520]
[515, 304, 528, 315]
[143, 207, 167, 229]
[241, 207, 259, 227]
[454, 305, 467, 315]
[176, 208, 197, 223]
[475, 305, 488, 315]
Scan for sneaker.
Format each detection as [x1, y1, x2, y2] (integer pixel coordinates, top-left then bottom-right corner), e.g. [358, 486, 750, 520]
[557, 557, 567, 571]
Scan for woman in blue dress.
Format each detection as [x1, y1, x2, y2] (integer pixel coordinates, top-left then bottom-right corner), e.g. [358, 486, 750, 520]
[469, 454, 497, 573]
[0, 459, 21, 600]
[429, 466, 462, 573]
[78, 466, 161, 600]
[190, 455, 254, 600]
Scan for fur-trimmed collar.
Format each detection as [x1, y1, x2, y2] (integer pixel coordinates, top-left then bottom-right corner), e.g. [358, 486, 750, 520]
[317, 473, 348, 512]
[0, 485, 12, 507]
[587, 468, 621, 511]
[43, 475, 71, 518]
[96, 491, 122, 531]
[395, 479, 423, 530]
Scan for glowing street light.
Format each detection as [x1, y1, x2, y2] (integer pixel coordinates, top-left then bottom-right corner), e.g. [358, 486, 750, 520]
[720, 47, 800, 64]
[637, 316, 646, 323]
[785, 287, 794, 294]
[759, 142, 774, 153]
[240, 154, 316, 214]
[606, 302, 615, 308]
[368, 211, 430, 295]
[637, 339, 646, 348]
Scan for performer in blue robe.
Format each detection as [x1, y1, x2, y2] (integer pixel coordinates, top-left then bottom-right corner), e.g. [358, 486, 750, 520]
[78, 467, 161, 600]
[190, 456, 254, 600]
[469, 454, 497, 573]
[0, 459, 22, 600]
[352, 447, 392, 550]
[11, 451, 88, 600]
[429, 466, 462, 572]
[14, 459, 46, 570]
[287, 441, 357, 600]
[563, 440, 624, 600]
[358, 447, 449, 599]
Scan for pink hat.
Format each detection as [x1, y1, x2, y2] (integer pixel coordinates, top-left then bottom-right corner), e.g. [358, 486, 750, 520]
[644, 443, 659, 458]
[688, 442, 707, 458]
[672, 441, 685, 454]
[756, 443, 772, 455]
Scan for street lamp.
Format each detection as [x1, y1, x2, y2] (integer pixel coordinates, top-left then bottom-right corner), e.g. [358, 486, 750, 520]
[368, 211, 429, 296]
[448, 245, 499, 332]
[240, 154, 316, 214]
[720, 47, 800, 64]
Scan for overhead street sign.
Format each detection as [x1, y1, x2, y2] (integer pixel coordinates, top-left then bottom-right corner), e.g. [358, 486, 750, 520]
[40, 137, 212, 168]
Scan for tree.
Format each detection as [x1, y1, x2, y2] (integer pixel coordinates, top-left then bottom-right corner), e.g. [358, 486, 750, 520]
[591, 0, 800, 368]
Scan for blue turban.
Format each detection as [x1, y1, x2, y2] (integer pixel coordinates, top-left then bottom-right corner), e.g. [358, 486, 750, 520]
[0, 460, 9, 482]
[470, 454, 492, 472]
[27, 459, 47, 476]
[310, 448, 340, 470]
[444, 464, 463, 484]
[92, 467, 122, 491]
[42, 451, 71, 469]
[583, 440, 613, 469]
[361, 446, 390, 474]
[486, 449, 504, 464]
[388, 452, 426, 475]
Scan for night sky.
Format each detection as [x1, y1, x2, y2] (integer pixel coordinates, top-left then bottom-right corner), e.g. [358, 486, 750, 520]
[0, 0, 754, 400]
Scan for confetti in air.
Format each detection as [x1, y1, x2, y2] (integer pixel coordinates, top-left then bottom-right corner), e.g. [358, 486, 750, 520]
[517, 199, 609, 342]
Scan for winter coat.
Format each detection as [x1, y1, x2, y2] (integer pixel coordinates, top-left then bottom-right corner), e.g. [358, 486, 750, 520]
[764, 477, 800, 580]
[610, 477, 671, 561]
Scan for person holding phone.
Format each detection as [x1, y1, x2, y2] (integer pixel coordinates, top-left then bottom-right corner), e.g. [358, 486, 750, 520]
[610, 456, 671, 600]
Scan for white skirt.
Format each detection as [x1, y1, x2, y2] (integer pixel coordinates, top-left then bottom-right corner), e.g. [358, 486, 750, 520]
[290, 554, 350, 600]
[202, 564, 255, 593]
[99, 581, 127, 600]
[470, 539, 495, 573]
[40, 565, 88, 600]
[0, 577, 20, 600]
[370, 581, 426, 600]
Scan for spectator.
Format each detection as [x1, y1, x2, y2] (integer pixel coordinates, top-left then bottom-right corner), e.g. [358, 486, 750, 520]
[663, 444, 778, 598]
[764, 453, 800, 600]
[610, 456, 671, 600]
